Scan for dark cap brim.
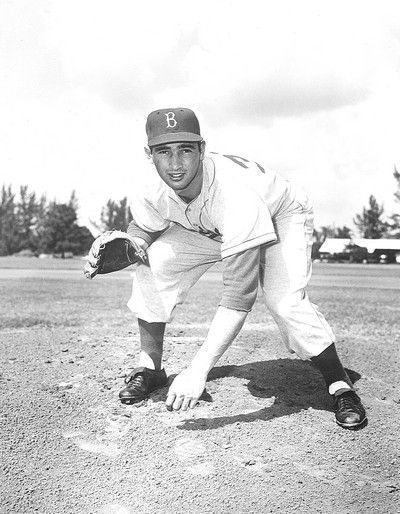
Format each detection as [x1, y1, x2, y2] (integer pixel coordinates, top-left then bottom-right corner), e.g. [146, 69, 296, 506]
[148, 132, 203, 147]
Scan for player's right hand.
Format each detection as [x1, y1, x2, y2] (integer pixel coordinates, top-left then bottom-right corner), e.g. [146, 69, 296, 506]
[165, 367, 207, 412]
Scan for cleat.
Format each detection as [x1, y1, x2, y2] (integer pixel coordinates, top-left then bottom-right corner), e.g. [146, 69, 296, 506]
[119, 367, 168, 404]
[334, 390, 367, 429]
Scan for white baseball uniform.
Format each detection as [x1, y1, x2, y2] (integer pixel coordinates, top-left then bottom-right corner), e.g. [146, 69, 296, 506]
[127, 152, 335, 359]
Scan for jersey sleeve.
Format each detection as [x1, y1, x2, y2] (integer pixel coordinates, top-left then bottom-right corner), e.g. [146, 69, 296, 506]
[219, 247, 260, 312]
[216, 183, 277, 259]
[128, 188, 170, 245]
[127, 220, 166, 246]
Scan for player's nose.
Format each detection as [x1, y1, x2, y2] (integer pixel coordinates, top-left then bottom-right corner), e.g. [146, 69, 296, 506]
[170, 152, 182, 170]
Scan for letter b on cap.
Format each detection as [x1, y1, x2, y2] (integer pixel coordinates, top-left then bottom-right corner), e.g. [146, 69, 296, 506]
[165, 112, 177, 128]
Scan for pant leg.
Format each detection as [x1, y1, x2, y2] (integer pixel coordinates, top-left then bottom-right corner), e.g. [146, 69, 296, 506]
[260, 205, 335, 360]
[127, 224, 221, 323]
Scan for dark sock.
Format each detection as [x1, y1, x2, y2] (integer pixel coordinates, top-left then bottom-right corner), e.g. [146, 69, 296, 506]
[311, 343, 353, 391]
[138, 319, 166, 370]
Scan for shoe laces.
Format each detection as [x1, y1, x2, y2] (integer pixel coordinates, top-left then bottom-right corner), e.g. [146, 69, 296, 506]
[336, 391, 359, 410]
[125, 372, 145, 387]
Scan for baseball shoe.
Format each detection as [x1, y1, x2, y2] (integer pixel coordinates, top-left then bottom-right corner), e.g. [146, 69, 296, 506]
[334, 390, 367, 429]
[119, 367, 168, 404]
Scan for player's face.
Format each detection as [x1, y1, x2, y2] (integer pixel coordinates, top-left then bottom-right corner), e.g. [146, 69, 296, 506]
[150, 142, 205, 195]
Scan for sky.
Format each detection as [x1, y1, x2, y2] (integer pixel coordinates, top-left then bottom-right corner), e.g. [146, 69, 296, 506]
[1, 0, 400, 232]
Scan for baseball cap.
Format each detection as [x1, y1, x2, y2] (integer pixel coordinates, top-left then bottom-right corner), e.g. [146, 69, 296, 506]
[146, 107, 202, 147]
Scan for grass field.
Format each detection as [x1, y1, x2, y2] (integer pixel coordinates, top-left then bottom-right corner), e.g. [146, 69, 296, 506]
[1, 257, 400, 513]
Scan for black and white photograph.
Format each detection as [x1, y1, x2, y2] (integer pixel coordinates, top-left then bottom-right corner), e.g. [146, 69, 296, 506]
[1, 1, 400, 512]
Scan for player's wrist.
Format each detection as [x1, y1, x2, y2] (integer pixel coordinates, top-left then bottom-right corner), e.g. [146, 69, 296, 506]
[131, 237, 149, 251]
[186, 360, 211, 378]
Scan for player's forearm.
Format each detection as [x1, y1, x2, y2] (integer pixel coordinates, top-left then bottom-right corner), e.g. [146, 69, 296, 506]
[131, 236, 149, 251]
[188, 306, 248, 376]
[127, 220, 164, 247]
[219, 247, 260, 311]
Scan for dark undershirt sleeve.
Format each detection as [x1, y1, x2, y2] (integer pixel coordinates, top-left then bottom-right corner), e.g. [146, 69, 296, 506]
[219, 246, 261, 312]
[127, 220, 166, 247]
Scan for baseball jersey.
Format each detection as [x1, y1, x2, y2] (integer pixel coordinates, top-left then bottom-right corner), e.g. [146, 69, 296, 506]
[129, 152, 297, 258]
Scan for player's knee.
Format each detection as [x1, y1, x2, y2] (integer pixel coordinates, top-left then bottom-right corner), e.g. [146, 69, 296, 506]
[146, 241, 176, 276]
[266, 291, 305, 319]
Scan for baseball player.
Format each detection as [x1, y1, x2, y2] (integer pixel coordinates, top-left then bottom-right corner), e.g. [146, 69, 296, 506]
[88, 107, 367, 429]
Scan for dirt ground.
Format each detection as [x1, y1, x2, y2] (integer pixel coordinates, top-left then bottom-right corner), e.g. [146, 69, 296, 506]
[1, 257, 400, 514]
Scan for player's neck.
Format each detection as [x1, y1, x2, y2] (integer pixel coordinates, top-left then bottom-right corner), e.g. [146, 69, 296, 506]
[177, 163, 204, 203]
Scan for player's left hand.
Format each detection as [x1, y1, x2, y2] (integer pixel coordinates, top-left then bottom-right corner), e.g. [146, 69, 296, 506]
[83, 230, 147, 279]
[165, 367, 207, 412]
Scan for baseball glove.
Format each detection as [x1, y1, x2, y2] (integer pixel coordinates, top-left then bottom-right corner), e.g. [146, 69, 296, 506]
[84, 230, 147, 279]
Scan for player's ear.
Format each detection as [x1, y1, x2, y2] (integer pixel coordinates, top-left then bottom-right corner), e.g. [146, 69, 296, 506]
[199, 141, 206, 161]
[144, 146, 153, 162]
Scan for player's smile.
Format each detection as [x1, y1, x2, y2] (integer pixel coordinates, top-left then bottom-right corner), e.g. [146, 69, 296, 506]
[168, 171, 185, 181]
[150, 141, 205, 201]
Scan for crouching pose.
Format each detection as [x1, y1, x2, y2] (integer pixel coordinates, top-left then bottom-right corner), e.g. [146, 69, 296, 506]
[98, 107, 367, 429]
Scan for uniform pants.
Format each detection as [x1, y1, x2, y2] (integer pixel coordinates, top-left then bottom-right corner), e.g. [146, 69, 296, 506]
[127, 208, 335, 360]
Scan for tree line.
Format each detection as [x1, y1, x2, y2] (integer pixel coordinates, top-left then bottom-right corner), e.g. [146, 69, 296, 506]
[314, 167, 400, 243]
[1, 169, 399, 257]
[0, 185, 133, 257]
[0, 186, 93, 257]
